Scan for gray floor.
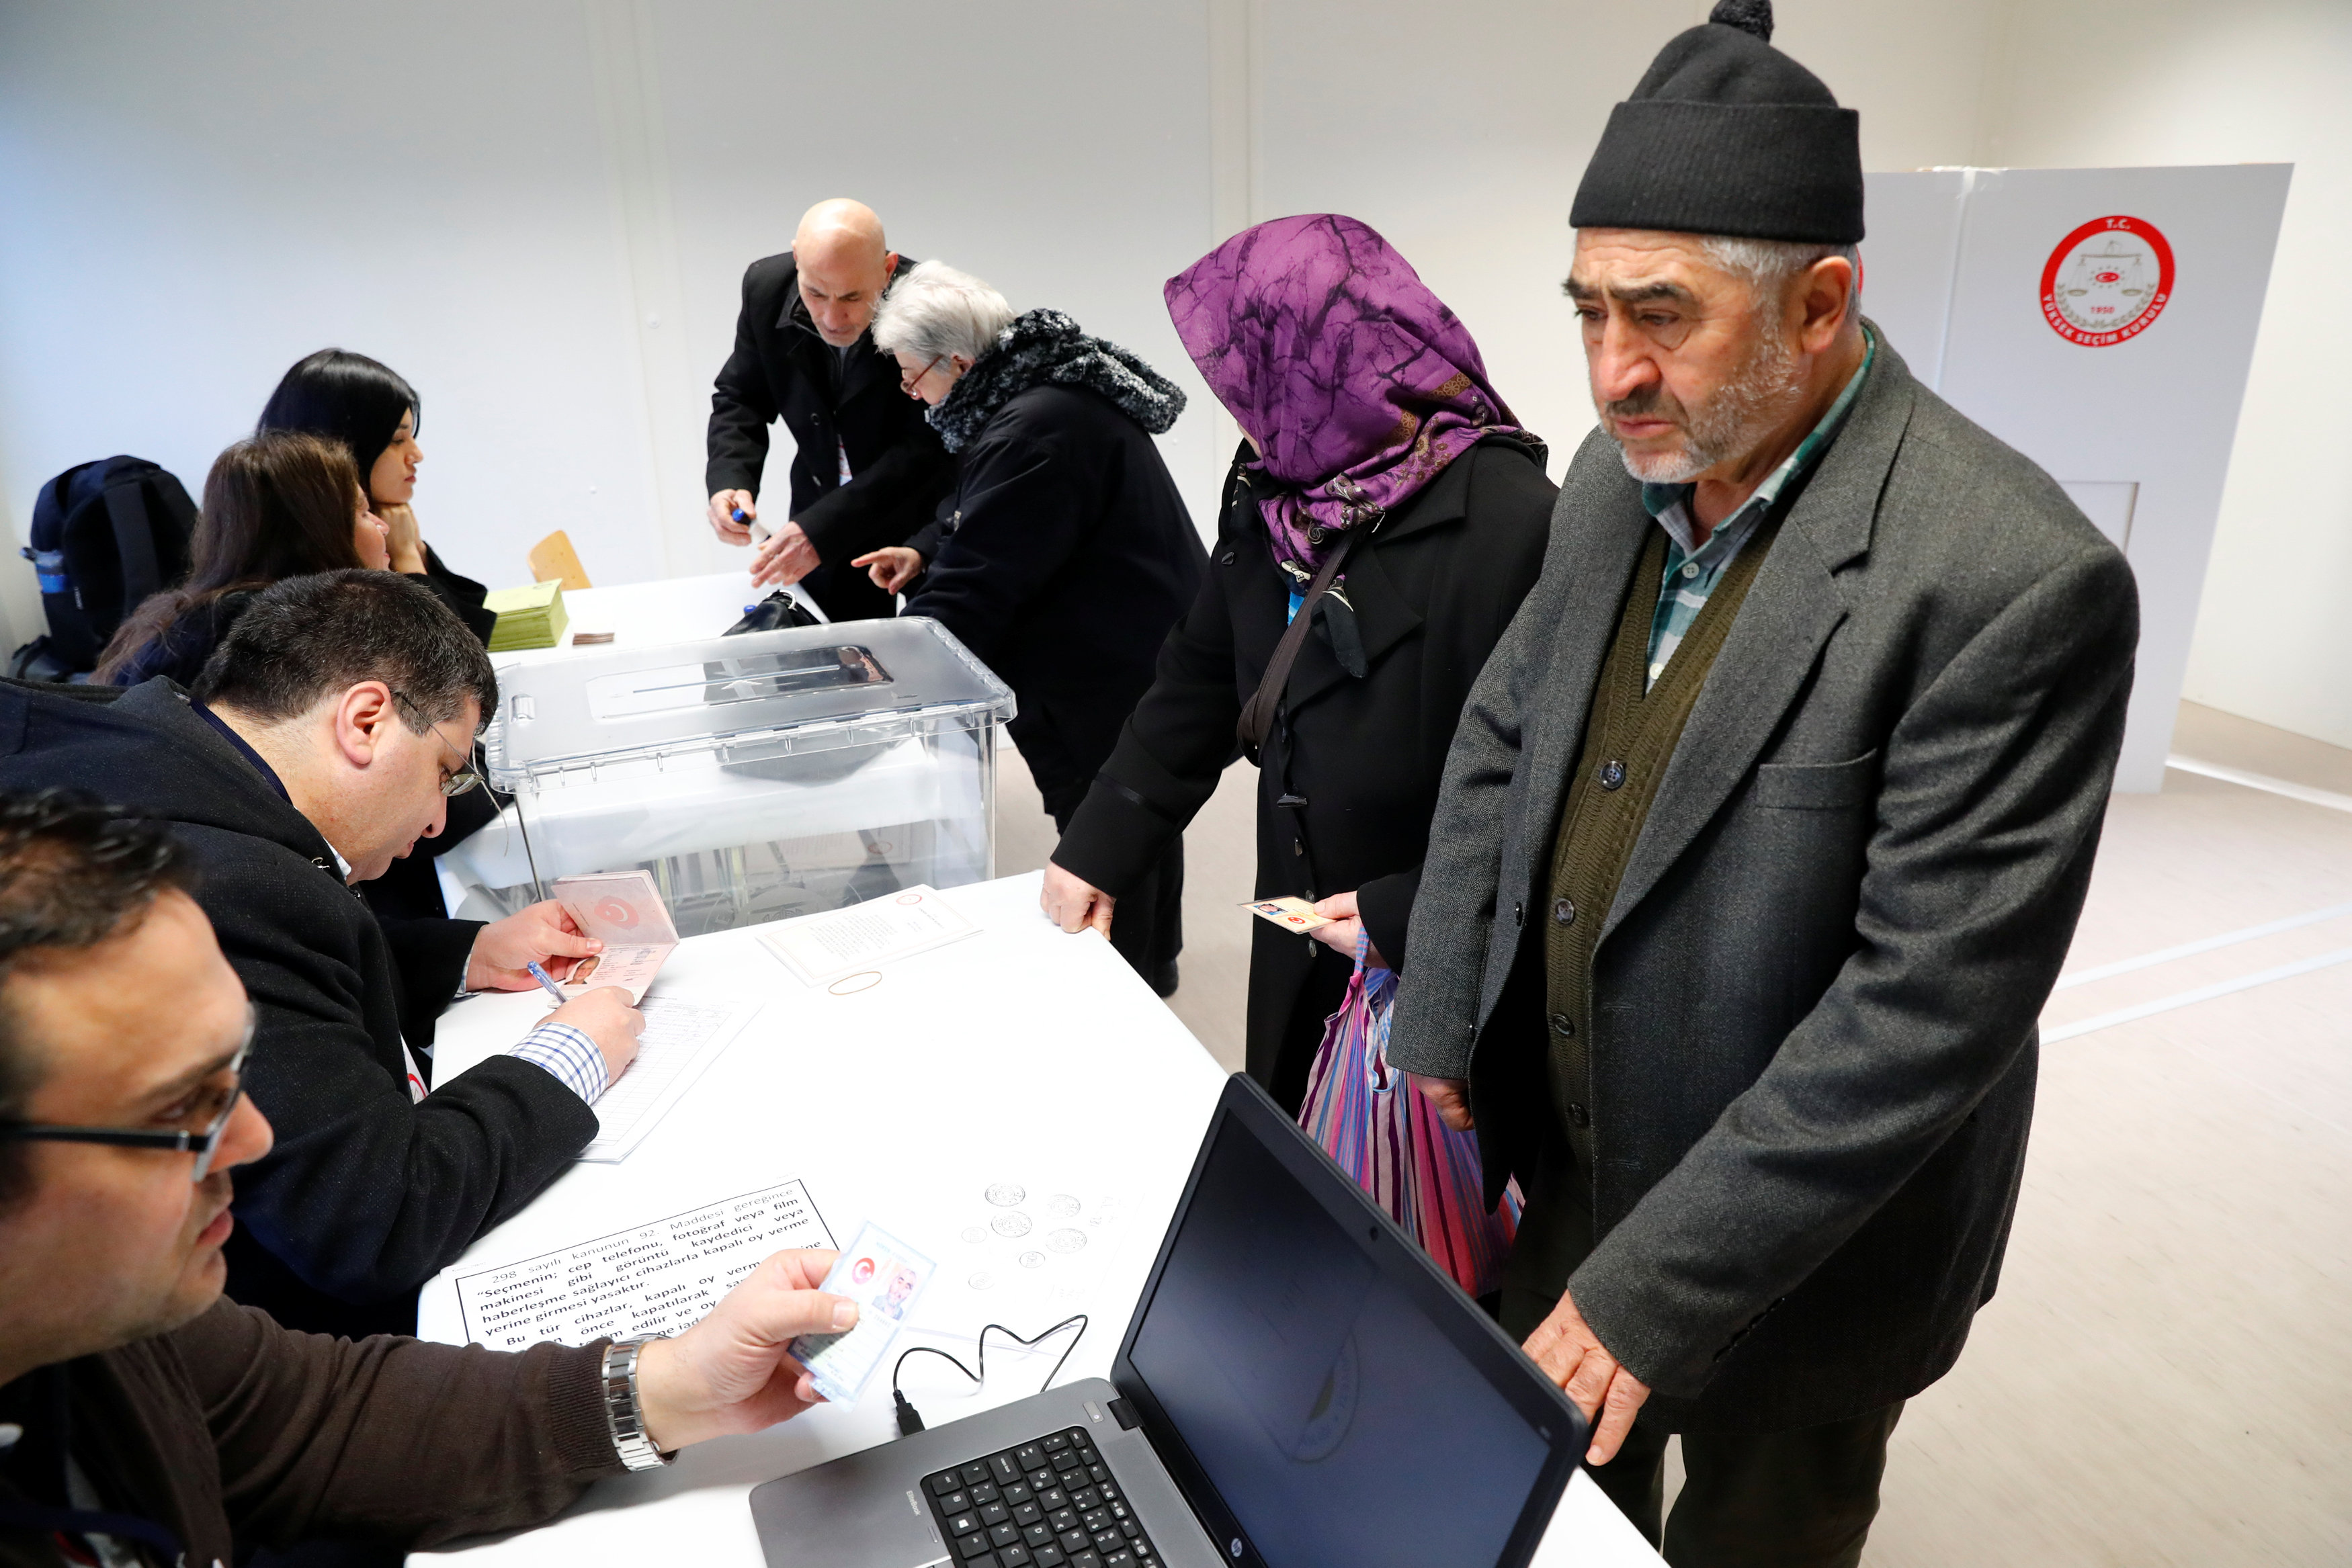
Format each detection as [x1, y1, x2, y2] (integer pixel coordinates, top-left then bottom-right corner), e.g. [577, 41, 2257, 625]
[992, 701, 2352, 1563]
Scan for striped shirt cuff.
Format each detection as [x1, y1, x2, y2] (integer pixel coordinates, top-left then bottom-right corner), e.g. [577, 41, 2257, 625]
[507, 1021, 610, 1105]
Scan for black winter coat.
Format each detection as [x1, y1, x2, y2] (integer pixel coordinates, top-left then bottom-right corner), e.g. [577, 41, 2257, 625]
[110, 547, 496, 688]
[0, 678, 597, 1339]
[1053, 438, 1556, 1105]
[706, 251, 956, 622]
[902, 384, 1204, 804]
[106, 553, 504, 923]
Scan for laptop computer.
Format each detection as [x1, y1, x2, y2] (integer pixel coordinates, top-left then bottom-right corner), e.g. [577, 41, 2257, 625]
[749, 1072, 1587, 1568]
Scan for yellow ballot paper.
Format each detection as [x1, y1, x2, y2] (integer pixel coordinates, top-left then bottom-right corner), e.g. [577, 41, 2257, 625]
[483, 578, 569, 651]
[1243, 895, 1331, 933]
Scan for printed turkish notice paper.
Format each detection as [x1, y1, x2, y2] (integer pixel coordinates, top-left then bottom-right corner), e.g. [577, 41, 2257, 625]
[580, 995, 761, 1162]
[455, 1179, 833, 1350]
[551, 870, 679, 1003]
[756, 885, 978, 986]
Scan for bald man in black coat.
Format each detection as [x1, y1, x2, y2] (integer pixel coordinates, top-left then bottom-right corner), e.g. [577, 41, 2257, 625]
[706, 200, 954, 623]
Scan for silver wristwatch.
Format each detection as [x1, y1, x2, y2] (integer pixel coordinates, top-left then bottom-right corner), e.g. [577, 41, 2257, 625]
[599, 1337, 673, 1472]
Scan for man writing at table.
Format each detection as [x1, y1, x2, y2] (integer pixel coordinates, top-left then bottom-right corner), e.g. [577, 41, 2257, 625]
[0, 572, 646, 1340]
[0, 790, 857, 1567]
[707, 198, 954, 621]
[1390, 3, 2137, 1562]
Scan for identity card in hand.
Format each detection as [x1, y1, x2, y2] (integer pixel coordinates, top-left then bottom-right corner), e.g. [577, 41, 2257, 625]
[788, 1221, 934, 1405]
[1243, 895, 1331, 933]
[550, 871, 680, 1002]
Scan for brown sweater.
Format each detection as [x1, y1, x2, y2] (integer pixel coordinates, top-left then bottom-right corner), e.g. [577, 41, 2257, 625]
[0, 1301, 622, 1567]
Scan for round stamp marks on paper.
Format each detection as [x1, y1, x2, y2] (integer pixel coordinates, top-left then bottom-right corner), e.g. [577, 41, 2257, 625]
[2040, 215, 2174, 347]
[960, 1184, 1116, 1303]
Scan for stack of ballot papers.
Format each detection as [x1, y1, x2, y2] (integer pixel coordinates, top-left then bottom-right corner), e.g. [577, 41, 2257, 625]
[483, 578, 569, 650]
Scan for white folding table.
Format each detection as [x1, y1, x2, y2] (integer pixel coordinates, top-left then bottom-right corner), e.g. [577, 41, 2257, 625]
[411, 872, 1660, 1566]
[489, 570, 823, 668]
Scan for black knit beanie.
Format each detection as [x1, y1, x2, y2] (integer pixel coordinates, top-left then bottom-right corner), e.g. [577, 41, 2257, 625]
[1570, 0, 1864, 245]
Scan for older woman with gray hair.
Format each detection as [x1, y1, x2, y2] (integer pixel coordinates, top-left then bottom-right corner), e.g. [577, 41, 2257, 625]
[854, 260, 1203, 994]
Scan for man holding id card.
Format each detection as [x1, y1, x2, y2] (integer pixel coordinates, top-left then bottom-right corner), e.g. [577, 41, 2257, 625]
[0, 791, 857, 1567]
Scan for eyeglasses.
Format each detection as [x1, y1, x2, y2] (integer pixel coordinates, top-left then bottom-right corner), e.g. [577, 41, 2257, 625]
[900, 354, 944, 394]
[392, 691, 485, 797]
[0, 1010, 255, 1182]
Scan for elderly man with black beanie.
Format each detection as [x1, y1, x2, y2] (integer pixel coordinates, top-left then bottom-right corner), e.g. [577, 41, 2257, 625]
[1389, 3, 2138, 1563]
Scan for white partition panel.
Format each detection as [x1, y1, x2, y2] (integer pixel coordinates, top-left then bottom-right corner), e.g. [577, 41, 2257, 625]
[1863, 165, 2290, 791]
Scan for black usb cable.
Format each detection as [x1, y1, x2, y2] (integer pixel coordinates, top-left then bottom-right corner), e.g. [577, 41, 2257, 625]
[889, 1314, 1089, 1437]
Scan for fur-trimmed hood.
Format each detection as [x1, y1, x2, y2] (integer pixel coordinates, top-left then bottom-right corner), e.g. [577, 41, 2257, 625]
[928, 308, 1186, 453]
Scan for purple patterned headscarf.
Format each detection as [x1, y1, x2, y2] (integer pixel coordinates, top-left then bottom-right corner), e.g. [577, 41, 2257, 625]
[1165, 214, 1525, 570]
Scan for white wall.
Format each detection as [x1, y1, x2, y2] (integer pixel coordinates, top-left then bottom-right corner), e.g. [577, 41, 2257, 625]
[1234, 0, 2030, 485]
[0, 1, 658, 645]
[0, 0, 1217, 646]
[1967, 0, 2352, 750]
[3, 0, 2346, 756]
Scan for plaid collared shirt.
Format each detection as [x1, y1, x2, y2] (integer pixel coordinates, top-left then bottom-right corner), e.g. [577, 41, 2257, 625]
[507, 1021, 610, 1104]
[1638, 329, 1876, 691]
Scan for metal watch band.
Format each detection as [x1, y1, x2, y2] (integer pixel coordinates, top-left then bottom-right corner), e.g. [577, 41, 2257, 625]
[599, 1337, 673, 1472]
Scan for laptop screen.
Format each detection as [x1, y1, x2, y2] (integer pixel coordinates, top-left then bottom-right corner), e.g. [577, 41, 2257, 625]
[1122, 1104, 1566, 1567]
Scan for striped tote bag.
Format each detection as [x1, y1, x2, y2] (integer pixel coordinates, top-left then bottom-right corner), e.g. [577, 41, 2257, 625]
[1297, 937, 1522, 1298]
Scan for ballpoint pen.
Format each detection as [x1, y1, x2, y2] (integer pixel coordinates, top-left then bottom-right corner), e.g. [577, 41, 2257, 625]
[524, 960, 569, 1004]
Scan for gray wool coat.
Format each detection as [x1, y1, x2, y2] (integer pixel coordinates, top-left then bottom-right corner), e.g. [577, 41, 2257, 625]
[1386, 333, 2139, 1432]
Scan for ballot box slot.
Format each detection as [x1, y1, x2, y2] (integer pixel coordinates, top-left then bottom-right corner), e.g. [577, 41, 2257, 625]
[489, 701, 988, 786]
[582, 645, 892, 722]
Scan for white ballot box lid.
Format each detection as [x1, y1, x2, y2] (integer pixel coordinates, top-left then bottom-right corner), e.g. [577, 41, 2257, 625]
[485, 616, 1014, 793]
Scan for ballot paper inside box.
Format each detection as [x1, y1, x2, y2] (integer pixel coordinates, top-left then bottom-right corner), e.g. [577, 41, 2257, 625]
[445, 619, 1014, 938]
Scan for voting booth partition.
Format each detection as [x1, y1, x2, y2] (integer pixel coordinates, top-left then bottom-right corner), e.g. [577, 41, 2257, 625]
[444, 616, 1014, 939]
[1860, 164, 2292, 792]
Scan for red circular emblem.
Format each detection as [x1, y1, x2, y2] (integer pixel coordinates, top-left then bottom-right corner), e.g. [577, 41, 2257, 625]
[2040, 215, 2174, 347]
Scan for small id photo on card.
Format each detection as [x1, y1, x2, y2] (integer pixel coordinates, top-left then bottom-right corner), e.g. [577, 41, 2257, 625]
[788, 1221, 934, 1405]
[1243, 896, 1331, 932]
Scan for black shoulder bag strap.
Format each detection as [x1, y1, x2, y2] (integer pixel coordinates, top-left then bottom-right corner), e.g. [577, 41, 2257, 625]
[1235, 526, 1364, 758]
[100, 474, 165, 615]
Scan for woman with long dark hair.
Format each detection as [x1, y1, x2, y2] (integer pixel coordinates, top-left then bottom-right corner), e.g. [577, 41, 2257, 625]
[95, 431, 390, 685]
[258, 348, 495, 642]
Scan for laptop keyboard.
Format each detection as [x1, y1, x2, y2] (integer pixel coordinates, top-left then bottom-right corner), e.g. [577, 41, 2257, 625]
[923, 1426, 1159, 1568]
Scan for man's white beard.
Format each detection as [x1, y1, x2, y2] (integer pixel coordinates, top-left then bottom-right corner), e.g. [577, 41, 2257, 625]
[1609, 329, 1808, 486]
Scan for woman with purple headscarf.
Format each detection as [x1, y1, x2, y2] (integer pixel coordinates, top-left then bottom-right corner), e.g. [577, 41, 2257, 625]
[1044, 216, 1558, 1111]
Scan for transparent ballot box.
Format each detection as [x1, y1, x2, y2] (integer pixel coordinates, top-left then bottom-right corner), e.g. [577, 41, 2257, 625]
[449, 619, 1014, 938]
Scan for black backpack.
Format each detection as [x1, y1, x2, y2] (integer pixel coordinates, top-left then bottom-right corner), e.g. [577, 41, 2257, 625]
[11, 456, 196, 679]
